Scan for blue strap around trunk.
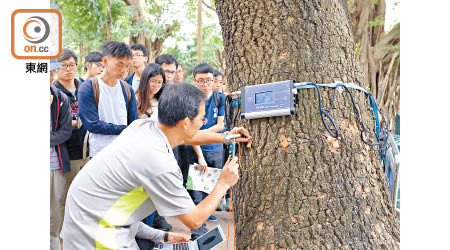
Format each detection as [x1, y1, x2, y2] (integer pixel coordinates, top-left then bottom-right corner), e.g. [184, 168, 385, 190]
[294, 82, 381, 141]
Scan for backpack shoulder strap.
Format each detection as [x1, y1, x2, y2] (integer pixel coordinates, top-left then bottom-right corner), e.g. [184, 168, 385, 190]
[90, 77, 100, 108]
[120, 80, 131, 103]
[213, 91, 221, 109]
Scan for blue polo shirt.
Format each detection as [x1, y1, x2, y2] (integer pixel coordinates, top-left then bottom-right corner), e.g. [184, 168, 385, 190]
[198, 91, 226, 153]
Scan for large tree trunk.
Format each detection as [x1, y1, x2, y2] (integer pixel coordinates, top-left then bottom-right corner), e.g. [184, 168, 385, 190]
[216, 0, 400, 249]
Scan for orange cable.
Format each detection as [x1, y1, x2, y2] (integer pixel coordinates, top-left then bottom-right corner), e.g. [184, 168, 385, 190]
[227, 193, 231, 250]
[231, 189, 236, 250]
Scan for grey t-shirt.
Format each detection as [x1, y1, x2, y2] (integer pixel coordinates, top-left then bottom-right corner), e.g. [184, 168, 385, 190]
[61, 119, 195, 250]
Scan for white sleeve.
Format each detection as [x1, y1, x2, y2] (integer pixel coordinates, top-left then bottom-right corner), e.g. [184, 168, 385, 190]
[135, 222, 165, 242]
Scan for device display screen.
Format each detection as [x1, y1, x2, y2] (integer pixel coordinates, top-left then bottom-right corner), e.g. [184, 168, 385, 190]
[197, 227, 223, 250]
[255, 91, 274, 104]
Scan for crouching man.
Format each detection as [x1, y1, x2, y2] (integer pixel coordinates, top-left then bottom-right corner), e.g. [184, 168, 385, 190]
[61, 83, 251, 249]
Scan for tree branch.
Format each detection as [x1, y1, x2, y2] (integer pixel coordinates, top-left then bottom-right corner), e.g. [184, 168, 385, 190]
[202, 0, 215, 12]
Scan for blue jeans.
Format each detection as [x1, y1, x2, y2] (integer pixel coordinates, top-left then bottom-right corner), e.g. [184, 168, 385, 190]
[185, 148, 224, 236]
[143, 211, 156, 227]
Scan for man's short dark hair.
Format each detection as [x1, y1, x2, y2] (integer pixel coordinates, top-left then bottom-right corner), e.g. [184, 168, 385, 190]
[86, 52, 103, 63]
[102, 41, 132, 58]
[193, 63, 215, 77]
[158, 83, 206, 127]
[130, 44, 148, 57]
[213, 69, 223, 77]
[155, 54, 178, 67]
[84, 52, 103, 71]
[58, 48, 78, 64]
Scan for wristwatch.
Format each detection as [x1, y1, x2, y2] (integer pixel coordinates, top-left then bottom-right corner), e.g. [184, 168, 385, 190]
[164, 232, 169, 242]
[223, 131, 230, 145]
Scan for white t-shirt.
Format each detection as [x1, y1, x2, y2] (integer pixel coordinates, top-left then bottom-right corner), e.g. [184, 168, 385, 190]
[88, 76, 127, 157]
[131, 75, 140, 92]
[61, 119, 195, 250]
[137, 98, 158, 122]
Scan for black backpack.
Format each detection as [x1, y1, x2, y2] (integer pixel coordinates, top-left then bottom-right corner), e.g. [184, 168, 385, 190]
[212, 91, 231, 132]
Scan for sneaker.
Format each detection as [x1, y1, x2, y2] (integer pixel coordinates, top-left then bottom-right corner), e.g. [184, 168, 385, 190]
[153, 215, 172, 231]
[208, 215, 218, 222]
[225, 198, 231, 212]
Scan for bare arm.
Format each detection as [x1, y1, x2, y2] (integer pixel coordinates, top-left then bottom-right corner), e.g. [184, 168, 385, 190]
[206, 116, 224, 133]
[193, 145, 207, 174]
[177, 157, 239, 229]
[135, 222, 189, 243]
[184, 127, 252, 146]
[184, 130, 224, 146]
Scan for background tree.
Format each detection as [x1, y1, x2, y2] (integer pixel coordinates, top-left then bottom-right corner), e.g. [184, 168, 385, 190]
[52, 0, 133, 72]
[164, 0, 224, 81]
[197, 0, 203, 64]
[348, 0, 400, 131]
[124, 0, 180, 62]
[52, 0, 182, 74]
[216, 0, 400, 249]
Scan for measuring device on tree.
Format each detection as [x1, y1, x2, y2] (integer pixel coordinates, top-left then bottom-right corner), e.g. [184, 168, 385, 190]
[240, 80, 296, 119]
[229, 79, 385, 146]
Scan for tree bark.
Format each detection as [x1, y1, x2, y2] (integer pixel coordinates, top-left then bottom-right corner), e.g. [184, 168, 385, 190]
[216, 0, 400, 249]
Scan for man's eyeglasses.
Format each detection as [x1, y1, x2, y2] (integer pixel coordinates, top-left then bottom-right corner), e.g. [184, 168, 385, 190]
[195, 79, 214, 86]
[191, 117, 208, 125]
[61, 63, 77, 70]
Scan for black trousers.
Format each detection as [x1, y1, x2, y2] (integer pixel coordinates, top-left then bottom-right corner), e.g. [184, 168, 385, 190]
[173, 145, 189, 187]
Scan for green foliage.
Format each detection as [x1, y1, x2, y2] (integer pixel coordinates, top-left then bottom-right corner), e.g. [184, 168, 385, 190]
[369, 16, 385, 27]
[140, 0, 181, 40]
[186, 0, 198, 20]
[386, 44, 400, 53]
[162, 0, 223, 82]
[165, 44, 197, 83]
[163, 23, 223, 83]
[52, 0, 132, 74]
[392, 22, 400, 30]
[202, 23, 223, 62]
[54, 0, 224, 78]
[355, 42, 361, 56]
